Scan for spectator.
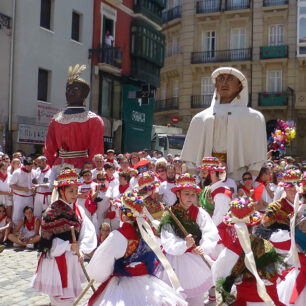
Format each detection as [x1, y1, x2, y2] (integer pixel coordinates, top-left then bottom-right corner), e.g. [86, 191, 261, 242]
[8, 206, 40, 249]
[10, 157, 35, 226]
[158, 165, 177, 207]
[104, 162, 119, 189]
[10, 158, 21, 174]
[92, 154, 105, 181]
[0, 162, 13, 218]
[118, 156, 131, 173]
[129, 152, 140, 168]
[254, 166, 274, 211]
[106, 149, 119, 169]
[155, 158, 167, 182]
[173, 156, 183, 177]
[0, 204, 12, 246]
[97, 222, 111, 245]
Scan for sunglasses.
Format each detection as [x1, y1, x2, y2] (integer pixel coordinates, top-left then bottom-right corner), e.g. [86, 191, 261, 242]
[173, 160, 182, 163]
[138, 167, 147, 172]
[243, 177, 252, 181]
[97, 178, 106, 181]
[276, 174, 283, 177]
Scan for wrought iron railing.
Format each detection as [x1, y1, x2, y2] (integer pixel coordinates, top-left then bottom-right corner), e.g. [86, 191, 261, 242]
[191, 48, 252, 64]
[155, 98, 179, 112]
[263, 0, 288, 7]
[162, 6, 182, 23]
[191, 95, 213, 108]
[88, 46, 122, 69]
[225, 0, 250, 10]
[196, 0, 222, 14]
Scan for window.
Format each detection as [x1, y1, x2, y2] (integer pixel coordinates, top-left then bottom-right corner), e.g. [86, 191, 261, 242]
[202, 31, 216, 60]
[71, 11, 81, 42]
[269, 25, 284, 46]
[230, 28, 246, 49]
[201, 77, 214, 95]
[40, 0, 52, 30]
[160, 84, 166, 100]
[37, 68, 50, 102]
[266, 70, 282, 92]
[172, 79, 179, 97]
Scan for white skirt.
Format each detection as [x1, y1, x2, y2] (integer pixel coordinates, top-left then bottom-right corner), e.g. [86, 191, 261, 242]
[277, 267, 306, 306]
[32, 251, 86, 299]
[157, 252, 213, 298]
[86, 275, 187, 306]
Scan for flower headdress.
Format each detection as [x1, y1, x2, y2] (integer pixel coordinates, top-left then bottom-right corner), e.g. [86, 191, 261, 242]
[54, 168, 81, 188]
[197, 156, 225, 172]
[171, 173, 201, 194]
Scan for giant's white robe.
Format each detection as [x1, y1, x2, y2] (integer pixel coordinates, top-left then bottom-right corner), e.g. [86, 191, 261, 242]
[181, 68, 267, 180]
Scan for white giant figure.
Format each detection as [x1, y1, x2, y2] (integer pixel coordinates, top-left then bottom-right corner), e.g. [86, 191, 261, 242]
[181, 67, 267, 180]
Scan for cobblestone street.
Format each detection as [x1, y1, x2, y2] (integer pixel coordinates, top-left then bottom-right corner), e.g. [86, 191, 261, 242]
[0, 246, 94, 306]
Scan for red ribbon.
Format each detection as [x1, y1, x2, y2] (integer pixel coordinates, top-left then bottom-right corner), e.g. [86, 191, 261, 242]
[289, 254, 306, 304]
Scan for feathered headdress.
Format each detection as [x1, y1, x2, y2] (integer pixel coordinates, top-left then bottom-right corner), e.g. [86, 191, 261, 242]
[67, 64, 90, 88]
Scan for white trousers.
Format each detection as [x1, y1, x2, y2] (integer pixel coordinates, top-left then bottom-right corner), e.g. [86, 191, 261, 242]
[12, 194, 33, 226]
[34, 193, 51, 218]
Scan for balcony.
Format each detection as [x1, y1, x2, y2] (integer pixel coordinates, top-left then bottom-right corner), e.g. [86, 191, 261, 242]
[258, 92, 288, 107]
[162, 6, 181, 23]
[191, 48, 252, 64]
[191, 95, 212, 109]
[263, 0, 288, 7]
[133, 0, 165, 26]
[89, 46, 122, 74]
[260, 45, 288, 59]
[225, 0, 250, 11]
[196, 0, 222, 14]
[155, 98, 179, 112]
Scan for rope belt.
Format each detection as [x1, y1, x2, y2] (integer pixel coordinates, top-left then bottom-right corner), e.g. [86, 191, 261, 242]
[58, 150, 88, 159]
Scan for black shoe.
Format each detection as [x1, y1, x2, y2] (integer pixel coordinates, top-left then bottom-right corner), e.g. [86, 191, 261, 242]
[3, 240, 13, 247]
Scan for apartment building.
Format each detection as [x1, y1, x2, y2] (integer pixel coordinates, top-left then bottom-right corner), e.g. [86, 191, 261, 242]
[0, 0, 93, 155]
[155, 0, 306, 158]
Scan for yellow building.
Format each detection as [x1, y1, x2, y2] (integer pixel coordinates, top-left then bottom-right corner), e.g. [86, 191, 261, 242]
[155, 0, 306, 158]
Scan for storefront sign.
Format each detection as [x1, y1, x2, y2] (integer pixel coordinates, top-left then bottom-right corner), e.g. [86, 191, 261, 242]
[36, 102, 62, 126]
[17, 124, 48, 145]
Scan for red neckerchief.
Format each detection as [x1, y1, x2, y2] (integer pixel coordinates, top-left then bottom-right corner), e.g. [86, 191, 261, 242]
[119, 183, 130, 194]
[188, 204, 200, 222]
[0, 172, 8, 182]
[96, 184, 108, 192]
[25, 216, 35, 231]
[41, 165, 50, 173]
[255, 178, 266, 185]
[242, 186, 252, 196]
[106, 175, 114, 183]
[166, 178, 176, 184]
[107, 159, 114, 163]
[0, 215, 6, 222]
[21, 166, 31, 173]
[156, 174, 165, 182]
[83, 181, 93, 185]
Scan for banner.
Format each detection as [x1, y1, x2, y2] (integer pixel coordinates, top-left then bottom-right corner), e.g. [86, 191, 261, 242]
[17, 124, 48, 145]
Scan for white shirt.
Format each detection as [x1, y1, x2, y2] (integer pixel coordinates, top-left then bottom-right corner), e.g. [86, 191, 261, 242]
[35, 166, 52, 193]
[0, 173, 12, 206]
[223, 177, 237, 197]
[10, 168, 35, 196]
[158, 181, 177, 207]
[105, 35, 114, 46]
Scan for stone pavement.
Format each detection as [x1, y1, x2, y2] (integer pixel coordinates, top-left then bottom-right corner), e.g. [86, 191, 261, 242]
[0, 246, 95, 306]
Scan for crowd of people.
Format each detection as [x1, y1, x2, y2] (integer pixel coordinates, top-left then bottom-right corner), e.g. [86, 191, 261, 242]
[0, 148, 305, 305]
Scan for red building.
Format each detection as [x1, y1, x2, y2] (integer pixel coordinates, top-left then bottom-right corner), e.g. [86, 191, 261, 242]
[90, 0, 165, 152]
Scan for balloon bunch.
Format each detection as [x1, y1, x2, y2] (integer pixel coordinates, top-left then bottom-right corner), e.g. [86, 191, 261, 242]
[268, 119, 296, 154]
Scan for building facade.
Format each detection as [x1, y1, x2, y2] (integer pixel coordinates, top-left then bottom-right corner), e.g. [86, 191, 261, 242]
[90, 0, 166, 153]
[0, 0, 93, 155]
[155, 0, 306, 158]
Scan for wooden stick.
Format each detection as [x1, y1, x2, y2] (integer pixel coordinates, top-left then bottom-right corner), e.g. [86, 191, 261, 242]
[165, 207, 211, 269]
[70, 226, 96, 293]
[73, 279, 95, 306]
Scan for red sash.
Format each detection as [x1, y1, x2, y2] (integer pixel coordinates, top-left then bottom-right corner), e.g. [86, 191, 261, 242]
[236, 277, 284, 306]
[270, 239, 291, 251]
[211, 187, 233, 200]
[289, 254, 306, 304]
[36, 192, 52, 204]
[55, 253, 68, 288]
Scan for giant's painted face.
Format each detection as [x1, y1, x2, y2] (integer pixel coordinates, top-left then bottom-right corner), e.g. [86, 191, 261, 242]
[215, 73, 242, 104]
